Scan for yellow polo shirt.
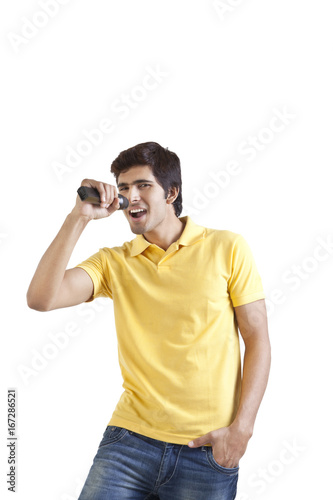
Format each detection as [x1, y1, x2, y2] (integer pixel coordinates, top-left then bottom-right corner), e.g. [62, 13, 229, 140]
[75, 216, 265, 444]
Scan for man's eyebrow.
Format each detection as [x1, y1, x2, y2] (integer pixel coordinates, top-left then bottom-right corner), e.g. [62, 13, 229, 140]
[117, 179, 154, 187]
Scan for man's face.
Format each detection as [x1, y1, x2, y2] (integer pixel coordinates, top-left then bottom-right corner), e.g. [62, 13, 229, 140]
[117, 165, 173, 235]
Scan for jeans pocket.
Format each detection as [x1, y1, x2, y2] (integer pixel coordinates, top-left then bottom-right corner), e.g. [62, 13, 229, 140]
[98, 426, 128, 449]
[205, 448, 239, 475]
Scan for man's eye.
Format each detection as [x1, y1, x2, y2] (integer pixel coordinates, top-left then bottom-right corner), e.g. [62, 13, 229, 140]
[119, 185, 150, 191]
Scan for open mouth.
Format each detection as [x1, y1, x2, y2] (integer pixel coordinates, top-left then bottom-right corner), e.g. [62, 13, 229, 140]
[129, 208, 147, 220]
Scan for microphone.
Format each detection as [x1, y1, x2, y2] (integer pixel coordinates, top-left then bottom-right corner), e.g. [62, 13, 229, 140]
[77, 186, 129, 210]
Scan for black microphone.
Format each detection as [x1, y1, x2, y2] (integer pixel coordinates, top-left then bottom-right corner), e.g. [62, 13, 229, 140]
[77, 186, 129, 210]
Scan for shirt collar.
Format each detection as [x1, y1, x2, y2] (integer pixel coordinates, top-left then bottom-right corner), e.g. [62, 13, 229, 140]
[130, 216, 206, 257]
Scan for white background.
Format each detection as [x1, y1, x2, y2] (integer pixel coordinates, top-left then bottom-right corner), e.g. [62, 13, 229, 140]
[1, 1, 332, 498]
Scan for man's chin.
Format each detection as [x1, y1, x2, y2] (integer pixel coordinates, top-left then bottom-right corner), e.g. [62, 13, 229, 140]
[130, 227, 145, 235]
[128, 221, 147, 235]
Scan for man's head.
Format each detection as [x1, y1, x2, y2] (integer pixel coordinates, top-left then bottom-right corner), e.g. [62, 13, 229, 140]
[111, 142, 182, 216]
[111, 142, 183, 235]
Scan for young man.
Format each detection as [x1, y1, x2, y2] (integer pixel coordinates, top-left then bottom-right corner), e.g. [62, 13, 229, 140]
[27, 142, 271, 499]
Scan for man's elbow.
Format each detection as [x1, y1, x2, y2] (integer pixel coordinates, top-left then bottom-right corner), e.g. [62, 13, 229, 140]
[26, 292, 53, 312]
[244, 331, 271, 353]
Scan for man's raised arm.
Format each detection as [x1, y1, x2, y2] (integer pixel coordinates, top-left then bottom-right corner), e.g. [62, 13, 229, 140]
[27, 179, 120, 312]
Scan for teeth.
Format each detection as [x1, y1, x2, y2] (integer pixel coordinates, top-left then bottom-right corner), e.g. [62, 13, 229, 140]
[130, 208, 145, 214]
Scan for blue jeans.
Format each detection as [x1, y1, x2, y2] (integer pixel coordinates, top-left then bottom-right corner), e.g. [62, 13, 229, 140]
[78, 426, 239, 499]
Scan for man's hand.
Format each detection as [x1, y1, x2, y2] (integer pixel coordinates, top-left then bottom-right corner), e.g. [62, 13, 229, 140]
[73, 179, 120, 221]
[188, 423, 252, 468]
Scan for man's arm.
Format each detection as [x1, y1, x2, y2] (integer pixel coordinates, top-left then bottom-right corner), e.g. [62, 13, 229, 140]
[27, 179, 120, 312]
[232, 298, 271, 434]
[188, 299, 271, 468]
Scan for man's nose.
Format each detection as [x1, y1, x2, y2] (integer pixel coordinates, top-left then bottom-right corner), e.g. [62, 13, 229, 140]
[128, 186, 140, 202]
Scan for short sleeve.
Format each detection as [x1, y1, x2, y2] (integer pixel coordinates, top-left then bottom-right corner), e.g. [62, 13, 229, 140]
[227, 235, 265, 307]
[75, 249, 113, 302]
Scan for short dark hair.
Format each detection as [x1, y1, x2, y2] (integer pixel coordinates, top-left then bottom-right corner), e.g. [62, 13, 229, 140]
[110, 141, 182, 217]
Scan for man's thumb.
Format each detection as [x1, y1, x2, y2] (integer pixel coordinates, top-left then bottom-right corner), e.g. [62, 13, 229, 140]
[188, 433, 211, 448]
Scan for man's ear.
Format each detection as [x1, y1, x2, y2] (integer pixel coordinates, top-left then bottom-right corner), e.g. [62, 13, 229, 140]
[166, 186, 179, 204]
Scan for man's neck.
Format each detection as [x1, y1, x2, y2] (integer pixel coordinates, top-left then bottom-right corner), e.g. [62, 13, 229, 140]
[143, 215, 186, 251]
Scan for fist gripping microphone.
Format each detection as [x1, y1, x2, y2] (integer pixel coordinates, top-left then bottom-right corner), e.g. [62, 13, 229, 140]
[77, 186, 129, 210]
